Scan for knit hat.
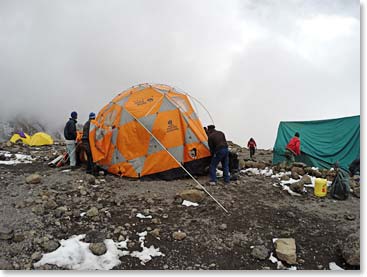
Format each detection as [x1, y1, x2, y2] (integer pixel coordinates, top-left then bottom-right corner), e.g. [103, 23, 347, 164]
[89, 112, 96, 119]
[71, 111, 78, 119]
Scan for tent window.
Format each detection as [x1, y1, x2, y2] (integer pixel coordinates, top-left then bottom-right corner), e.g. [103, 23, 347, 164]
[170, 96, 189, 113]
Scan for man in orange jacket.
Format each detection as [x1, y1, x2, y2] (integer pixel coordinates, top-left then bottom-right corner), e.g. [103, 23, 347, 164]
[285, 132, 301, 165]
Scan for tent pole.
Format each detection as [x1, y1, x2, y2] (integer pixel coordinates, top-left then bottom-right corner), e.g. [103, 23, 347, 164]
[125, 109, 229, 214]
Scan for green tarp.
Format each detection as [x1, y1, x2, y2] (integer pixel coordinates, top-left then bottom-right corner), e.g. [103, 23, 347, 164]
[272, 115, 360, 171]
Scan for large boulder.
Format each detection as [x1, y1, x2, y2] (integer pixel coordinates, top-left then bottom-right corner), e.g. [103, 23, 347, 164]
[179, 189, 205, 203]
[274, 238, 297, 265]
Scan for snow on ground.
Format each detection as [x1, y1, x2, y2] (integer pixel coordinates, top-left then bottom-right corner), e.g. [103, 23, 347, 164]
[34, 231, 164, 270]
[241, 167, 273, 177]
[329, 262, 344, 270]
[0, 150, 34, 165]
[182, 200, 199, 207]
[136, 213, 152, 219]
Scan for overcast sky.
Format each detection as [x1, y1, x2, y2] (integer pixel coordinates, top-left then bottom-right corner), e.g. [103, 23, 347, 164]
[0, 0, 360, 148]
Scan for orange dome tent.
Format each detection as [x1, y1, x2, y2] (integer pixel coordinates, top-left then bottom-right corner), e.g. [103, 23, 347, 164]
[89, 83, 212, 179]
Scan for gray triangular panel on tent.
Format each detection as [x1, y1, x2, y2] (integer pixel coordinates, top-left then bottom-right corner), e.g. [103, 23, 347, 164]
[115, 95, 130, 107]
[112, 148, 126, 165]
[139, 114, 157, 133]
[190, 112, 199, 120]
[147, 136, 163, 155]
[159, 97, 177, 113]
[129, 156, 146, 175]
[202, 141, 209, 150]
[119, 109, 134, 126]
[111, 128, 118, 146]
[185, 127, 200, 144]
[167, 145, 184, 163]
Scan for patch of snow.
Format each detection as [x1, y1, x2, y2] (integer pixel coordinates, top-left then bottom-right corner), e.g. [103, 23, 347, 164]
[329, 262, 344, 270]
[33, 234, 128, 270]
[130, 231, 165, 265]
[136, 213, 152, 219]
[62, 169, 71, 173]
[241, 167, 273, 177]
[0, 150, 34, 165]
[182, 200, 199, 207]
[269, 252, 278, 263]
[34, 231, 165, 270]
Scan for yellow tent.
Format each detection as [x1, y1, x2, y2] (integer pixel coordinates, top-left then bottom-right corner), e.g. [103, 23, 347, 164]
[9, 133, 31, 144]
[29, 132, 53, 146]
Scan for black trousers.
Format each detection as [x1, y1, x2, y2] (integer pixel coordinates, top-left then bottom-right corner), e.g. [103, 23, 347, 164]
[82, 140, 94, 173]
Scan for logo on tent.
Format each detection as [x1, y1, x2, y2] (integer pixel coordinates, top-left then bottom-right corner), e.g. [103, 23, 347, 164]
[167, 120, 179, 132]
[134, 98, 147, 106]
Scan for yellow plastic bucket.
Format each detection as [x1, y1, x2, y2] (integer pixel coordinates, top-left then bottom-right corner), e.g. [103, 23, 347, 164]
[314, 178, 327, 197]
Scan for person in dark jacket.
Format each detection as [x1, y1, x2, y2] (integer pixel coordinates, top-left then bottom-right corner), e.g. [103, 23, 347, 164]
[285, 132, 301, 165]
[82, 112, 96, 174]
[207, 125, 230, 185]
[247, 137, 257, 160]
[64, 111, 78, 169]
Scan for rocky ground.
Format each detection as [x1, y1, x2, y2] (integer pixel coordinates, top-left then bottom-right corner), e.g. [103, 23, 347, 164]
[0, 142, 360, 271]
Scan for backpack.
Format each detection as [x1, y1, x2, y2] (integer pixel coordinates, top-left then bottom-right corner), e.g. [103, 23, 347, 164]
[330, 168, 350, 200]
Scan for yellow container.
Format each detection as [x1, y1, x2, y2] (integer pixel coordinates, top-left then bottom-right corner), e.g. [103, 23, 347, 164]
[314, 178, 327, 197]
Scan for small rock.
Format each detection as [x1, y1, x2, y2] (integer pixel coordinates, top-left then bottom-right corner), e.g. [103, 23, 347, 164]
[290, 171, 300, 180]
[301, 175, 312, 184]
[86, 207, 99, 217]
[251, 245, 269, 260]
[42, 240, 60, 252]
[219, 224, 227, 231]
[317, 264, 323, 269]
[286, 211, 296, 218]
[344, 214, 356, 221]
[25, 174, 41, 184]
[32, 205, 45, 215]
[280, 175, 290, 181]
[31, 251, 42, 262]
[0, 225, 14, 240]
[150, 228, 160, 238]
[289, 180, 304, 194]
[86, 175, 96, 185]
[172, 231, 187, 240]
[152, 218, 161, 224]
[163, 264, 169, 269]
[162, 214, 168, 219]
[118, 235, 125, 241]
[44, 199, 58, 210]
[13, 232, 25, 242]
[179, 189, 205, 203]
[89, 242, 107, 256]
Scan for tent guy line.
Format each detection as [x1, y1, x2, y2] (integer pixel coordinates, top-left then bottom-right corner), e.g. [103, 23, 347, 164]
[126, 109, 229, 213]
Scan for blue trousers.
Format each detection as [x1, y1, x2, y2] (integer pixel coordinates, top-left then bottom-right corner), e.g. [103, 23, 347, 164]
[209, 147, 230, 183]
